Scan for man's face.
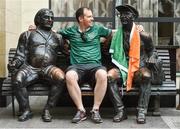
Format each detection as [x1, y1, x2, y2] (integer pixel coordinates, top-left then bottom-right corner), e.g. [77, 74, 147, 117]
[81, 8, 94, 28]
[119, 11, 134, 25]
[40, 10, 54, 29]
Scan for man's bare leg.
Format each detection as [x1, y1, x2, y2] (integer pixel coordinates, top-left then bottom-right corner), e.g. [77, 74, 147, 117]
[90, 69, 107, 123]
[66, 70, 87, 123]
[66, 70, 85, 111]
[93, 69, 107, 110]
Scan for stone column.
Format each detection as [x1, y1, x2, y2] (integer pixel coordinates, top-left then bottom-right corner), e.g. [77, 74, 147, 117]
[0, 0, 6, 78]
[0, 0, 22, 107]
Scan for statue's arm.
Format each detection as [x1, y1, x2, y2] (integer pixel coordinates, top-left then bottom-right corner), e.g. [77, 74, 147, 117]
[140, 32, 155, 57]
[8, 32, 28, 71]
[140, 32, 158, 63]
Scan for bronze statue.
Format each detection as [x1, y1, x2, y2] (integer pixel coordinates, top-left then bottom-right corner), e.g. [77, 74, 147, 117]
[107, 5, 156, 124]
[8, 8, 65, 122]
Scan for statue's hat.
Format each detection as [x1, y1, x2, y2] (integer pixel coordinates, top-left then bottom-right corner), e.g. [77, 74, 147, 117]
[116, 4, 139, 19]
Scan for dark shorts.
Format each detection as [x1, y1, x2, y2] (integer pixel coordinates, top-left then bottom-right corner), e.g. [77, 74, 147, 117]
[66, 63, 106, 86]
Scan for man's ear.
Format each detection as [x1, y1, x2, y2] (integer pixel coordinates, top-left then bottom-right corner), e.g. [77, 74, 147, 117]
[79, 15, 84, 22]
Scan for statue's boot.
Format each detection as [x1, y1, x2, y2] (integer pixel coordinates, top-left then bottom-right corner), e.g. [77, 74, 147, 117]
[136, 75, 151, 124]
[136, 108, 146, 124]
[108, 77, 127, 122]
[113, 107, 127, 122]
[42, 80, 64, 122]
[14, 86, 33, 122]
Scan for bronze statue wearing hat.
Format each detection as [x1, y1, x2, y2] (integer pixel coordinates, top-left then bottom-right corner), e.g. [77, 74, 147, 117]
[8, 8, 65, 122]
[107, 4, 156, 124]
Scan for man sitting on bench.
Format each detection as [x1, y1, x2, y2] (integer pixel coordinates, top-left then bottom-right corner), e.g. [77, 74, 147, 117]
[107, 5, 156, 124]
[8, 8, 65, 122]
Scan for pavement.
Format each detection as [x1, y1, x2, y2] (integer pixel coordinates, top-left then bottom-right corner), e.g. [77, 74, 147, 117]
[0, 96, 180, 129]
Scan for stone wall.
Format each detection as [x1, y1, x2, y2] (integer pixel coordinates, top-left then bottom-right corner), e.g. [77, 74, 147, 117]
[0, 0, 48, 78]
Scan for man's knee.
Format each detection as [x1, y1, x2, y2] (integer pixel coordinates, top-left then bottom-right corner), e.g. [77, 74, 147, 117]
[95, 69, 107, 82]
[65, 70, 78, 81]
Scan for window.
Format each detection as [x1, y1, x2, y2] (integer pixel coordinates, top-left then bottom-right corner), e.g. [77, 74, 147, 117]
[122, 0, 180, 46]
[49, 0, 115, 30]
[50, 0, 180, 46]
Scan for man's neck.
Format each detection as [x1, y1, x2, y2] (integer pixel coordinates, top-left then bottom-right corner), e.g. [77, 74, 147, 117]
[79, 24, 90, 33]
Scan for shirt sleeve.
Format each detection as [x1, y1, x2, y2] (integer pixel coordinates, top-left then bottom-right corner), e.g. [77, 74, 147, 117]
[98, 25, 112, 38]
[57, 28, 71, 39]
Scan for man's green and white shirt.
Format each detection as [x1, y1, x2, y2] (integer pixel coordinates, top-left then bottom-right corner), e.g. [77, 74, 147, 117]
[58, 24, 111, 65]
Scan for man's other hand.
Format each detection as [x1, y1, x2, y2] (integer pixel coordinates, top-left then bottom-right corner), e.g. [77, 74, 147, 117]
[28, 25, 36, 31]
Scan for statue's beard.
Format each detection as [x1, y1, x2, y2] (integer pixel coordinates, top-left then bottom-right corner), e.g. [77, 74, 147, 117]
[122, 22, 133, 31]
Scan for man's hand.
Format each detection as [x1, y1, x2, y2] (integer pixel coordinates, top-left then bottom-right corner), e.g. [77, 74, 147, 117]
[137, 25, 144, 32]
[28, 25, 36, 31]
[62, 39, 70, 56]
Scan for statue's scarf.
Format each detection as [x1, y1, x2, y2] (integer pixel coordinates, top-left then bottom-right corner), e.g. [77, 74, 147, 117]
[109, 23, 140, 91]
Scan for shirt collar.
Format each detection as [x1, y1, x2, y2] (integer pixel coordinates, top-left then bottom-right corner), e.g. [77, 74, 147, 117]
[78, 26, 91, 33]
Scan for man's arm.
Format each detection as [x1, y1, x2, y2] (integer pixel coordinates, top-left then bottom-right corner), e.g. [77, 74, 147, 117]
[111, 25, 144, 34]
[56, 33, 70, 56]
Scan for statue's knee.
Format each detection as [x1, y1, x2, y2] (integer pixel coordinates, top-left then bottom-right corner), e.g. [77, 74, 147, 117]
[107, 76, 115, 84]
[107, 76, 123, 87]
[12, 80, 22, 89]
[48, 67, 65, 81]
[140, 68, 151, 77]
[142, 72, 151, 79]
[134, 68, 151, 83]
[55, 79, 65, 87]
[141, 69, 151, 82]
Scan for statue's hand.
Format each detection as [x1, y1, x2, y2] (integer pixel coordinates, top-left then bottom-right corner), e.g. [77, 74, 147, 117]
[146, 54, 157, 64]
[7, 60, 23, 72]
[7, 61, 16, 72]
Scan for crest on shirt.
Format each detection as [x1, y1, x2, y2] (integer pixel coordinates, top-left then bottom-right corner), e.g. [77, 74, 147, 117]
[88, 32, 96, 40]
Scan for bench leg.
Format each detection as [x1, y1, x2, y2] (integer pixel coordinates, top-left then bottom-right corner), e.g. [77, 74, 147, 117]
[176, 79, 180, 110]
[11, 94, 15, 117]
[152, 94, 161, 116]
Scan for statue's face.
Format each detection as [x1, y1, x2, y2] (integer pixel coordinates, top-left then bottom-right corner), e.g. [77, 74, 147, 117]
[40, 10, 54, 29]
[119, 11, 134, 25]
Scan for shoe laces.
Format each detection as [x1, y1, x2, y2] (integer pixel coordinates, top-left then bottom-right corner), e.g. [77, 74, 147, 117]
[91, 109, 101, 119]
[74, 110, 86, 118]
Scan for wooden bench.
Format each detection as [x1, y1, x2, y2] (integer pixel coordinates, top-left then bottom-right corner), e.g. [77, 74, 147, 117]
[1, 48, 176, 116]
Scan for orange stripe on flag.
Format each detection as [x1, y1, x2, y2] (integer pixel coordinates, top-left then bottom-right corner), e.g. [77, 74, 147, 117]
[126, 25, 140, 91]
